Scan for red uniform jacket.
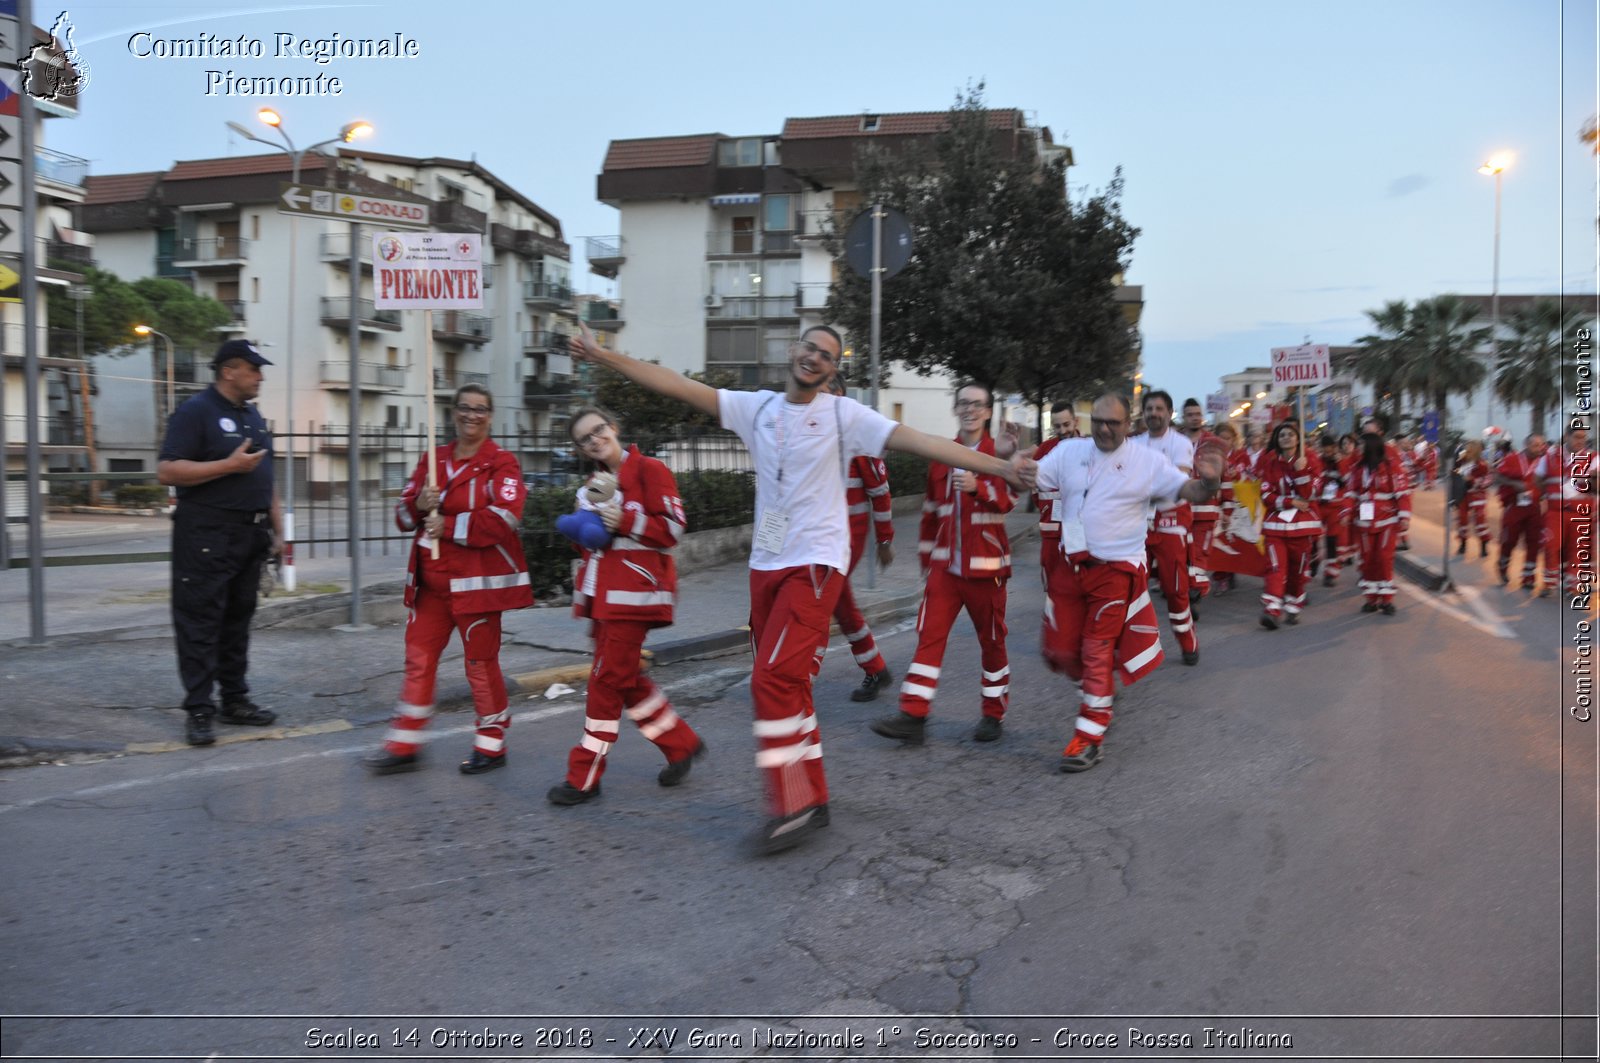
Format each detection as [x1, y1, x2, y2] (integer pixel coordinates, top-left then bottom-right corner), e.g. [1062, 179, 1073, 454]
[1344, 458, 1412, 529]
[846, 455, 895, 560]
[1258, 450, 1323, 537]
[574, 446, 685, 628]
[1455, 458, 1492, 502]
[1495, 451, 1542, 512]
[1537, 446, 1597, 511]
[919, 434, 1015, 579]
[396, 439, 533, 615]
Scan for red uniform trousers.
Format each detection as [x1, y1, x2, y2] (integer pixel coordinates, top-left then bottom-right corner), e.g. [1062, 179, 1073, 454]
[1262, 532, 1315, 618]
[1542, 505, 1566, 589]
[385, 565, 511, 759]
[898, 566, 1009, 721]
[1455, 494, 1490, 546]
[1498, 504, 1542, 586]
[1145, 520, 1197, 655]
[1357, 525, 1400, 605]
[1318, 499, 1354, 582]
[1041, 559, 1153, 747]
[831, 531, 889, 678]
[564, 618, 700, 791]
[749, 565, 842, 818]
[1188, 515, 1218, 597]
[1545, 502, 1593, 590]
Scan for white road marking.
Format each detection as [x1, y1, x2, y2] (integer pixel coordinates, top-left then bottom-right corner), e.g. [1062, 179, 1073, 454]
[1394, 582, 1516, 639]
[1454, 583, 1520, 639]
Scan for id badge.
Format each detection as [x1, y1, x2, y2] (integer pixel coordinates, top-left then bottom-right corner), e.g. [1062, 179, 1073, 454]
[1277, 509, 1297, 523]
[1062, 518, 1088, 555]
[1359, 501, 1375, 522]
[1516, 492, 1533, 508]
[1321, 482, 1338, 501]
[755, 508, 791, 553]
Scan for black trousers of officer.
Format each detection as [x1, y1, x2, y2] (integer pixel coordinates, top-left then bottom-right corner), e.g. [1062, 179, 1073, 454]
[171, 506, 271, 716]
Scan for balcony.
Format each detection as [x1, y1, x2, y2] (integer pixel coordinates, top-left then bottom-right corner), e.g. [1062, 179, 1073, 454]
[523, 377, 578, 407]
[320, 297, 401, 331]
[43, 239, 93, 269]
[705, 293, 798, 320]
[586, 236, 625, 279]
[319, 231, 373, 265]
[583, 301, 624, 329]
[705, 229, 800, 256]
[796, 283, 830, 312]
[433, 368, 490, 391]
[35, 147, 88, 190]
[172, 236, 249, 268]
[432, 311, 493, 345]
[317, 360, 408, 391]
[523, 330, 569, 354]
[432, 199, 487, 232]
[522, 279, 574, 308]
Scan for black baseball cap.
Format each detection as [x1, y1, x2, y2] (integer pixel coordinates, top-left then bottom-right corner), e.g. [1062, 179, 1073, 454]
[211, 339, 273, 368]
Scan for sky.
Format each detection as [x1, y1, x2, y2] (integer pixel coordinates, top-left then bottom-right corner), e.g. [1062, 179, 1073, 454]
[36, 0, 1600, 408]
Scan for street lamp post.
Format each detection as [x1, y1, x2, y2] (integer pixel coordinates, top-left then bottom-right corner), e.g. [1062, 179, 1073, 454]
[132, 324, 174, 428]
[225, 111, 372, 591]
[1478, 152, 1512, 436]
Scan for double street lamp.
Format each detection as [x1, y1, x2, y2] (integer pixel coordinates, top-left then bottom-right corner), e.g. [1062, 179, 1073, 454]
[1478, 152, 1512, 434]
[224, 109, 373, 591]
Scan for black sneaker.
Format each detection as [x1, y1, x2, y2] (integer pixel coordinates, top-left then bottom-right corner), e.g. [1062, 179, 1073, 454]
[459, 750, 507, 775]
[1323, 572, 1337, 587]
[973, 715, 1003, 742]
[1182, 649, 1200, 666]
[1059, 736, 1102, 773]
[1480, 542, 1489, 558]
[185, 713, 215, 747]
[849, 668, 892, 703]
[870, 712, 926, 745]
[658, 739, 706, 787]
[1361, 601, 1378, 613]
[753, 805, 826, 855]
[1497, 566, 1510, 585]
[1259, 612, 1279, 631]
[218, 698, 276, 726]
[547, 781, 600, 806]
[364, 749, 419, 775]
[1379, 602, 1396, 616]
[1284, 612, 1300, 626]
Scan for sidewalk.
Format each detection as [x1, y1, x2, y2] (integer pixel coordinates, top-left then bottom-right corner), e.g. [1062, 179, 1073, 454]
[0, 505, 1022, 764]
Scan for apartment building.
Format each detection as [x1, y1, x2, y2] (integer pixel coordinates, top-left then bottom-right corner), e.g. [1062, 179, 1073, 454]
[77, 150, 579, 496]
[588, 109, 1125, 433]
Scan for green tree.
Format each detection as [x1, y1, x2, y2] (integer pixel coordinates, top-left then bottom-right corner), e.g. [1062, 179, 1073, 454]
[825, 84, 1139, 424]
[1496, 297, 1587, 435]
[43, 265, 150, 357]
[1398, 294, 1488, 439]
[128, 277, 232, 427]
[593, 361, 738, 455]
[1343, 299, 1414, 425]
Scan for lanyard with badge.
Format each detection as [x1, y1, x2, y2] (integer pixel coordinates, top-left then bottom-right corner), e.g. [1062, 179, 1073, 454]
[1061, 446, 1107, 555]
[752, 395, 845, 554]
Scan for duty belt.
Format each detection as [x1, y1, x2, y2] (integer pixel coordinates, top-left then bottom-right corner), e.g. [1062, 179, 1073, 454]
[179, 502, 271, 525]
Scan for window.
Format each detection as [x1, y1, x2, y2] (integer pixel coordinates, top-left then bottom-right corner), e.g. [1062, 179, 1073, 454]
[892, 403, 904, 422]
[717, 138, 761, 167]
[109, 458, 144, 473]
[439, 180, 466, 203]
[251, 215, 260, 240]
[386, 346, 399, 366]
[707, 328, 759, 364]
[764, 195, 793, 232]
[251, 277, 260, 303]
[861, 115, 880, 132]
[386, 405, 399, 427]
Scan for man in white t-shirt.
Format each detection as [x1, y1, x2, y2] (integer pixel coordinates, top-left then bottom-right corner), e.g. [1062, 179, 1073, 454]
[1128, 390, 1200, 665]
[1036, 394, 1222, 773]
[569, 324, 1036, 854]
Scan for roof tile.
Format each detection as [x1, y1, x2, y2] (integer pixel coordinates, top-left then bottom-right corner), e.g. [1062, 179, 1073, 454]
[82, 171, 163, 206]
[603, 135, 719, 171]
[167, 153, 328, 182]
[781, 109, 1021, 139]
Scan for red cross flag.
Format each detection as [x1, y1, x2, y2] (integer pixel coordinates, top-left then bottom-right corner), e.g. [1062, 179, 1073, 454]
[372, 232, 483, 309]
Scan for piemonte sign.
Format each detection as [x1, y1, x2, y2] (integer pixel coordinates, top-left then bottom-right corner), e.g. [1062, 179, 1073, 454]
[278, 183, 429, 230]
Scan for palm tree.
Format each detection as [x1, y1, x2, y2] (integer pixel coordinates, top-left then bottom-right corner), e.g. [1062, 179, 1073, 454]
[1397, 295, 1489, 440]
[1495, 298, 1587, 435]
[1344, 299, 1415, 424]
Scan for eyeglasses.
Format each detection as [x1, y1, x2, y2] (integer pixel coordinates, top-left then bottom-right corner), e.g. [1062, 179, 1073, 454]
[953, 400, 990, 412]
[789, 339, 839, 365]
[1090, 417, 1126, 429]
[575, 425, 611, 448]
[455, 404, 492, 417]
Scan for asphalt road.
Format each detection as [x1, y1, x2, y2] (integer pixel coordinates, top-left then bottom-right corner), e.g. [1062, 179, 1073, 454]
[1, 546, 1592, 1061]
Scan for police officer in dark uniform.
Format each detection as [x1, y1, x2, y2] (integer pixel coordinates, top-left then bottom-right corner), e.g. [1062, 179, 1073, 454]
[157, 339, 283, 746]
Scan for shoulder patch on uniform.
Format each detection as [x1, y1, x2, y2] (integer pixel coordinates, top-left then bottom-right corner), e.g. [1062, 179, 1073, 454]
[219, 417, 237, 433]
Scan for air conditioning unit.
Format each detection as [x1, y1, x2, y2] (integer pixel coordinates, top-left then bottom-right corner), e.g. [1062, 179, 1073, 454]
[704, 294, 723, 309]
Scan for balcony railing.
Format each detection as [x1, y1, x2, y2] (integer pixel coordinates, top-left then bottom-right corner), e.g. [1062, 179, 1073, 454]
[523, 378, 578, 406]
[586, 236, 625, 278]
[706, 229, 801, 255]
[523, 280, 574, 306]
[432, 311, 493, 344]
[36, 147, 88, 188]
[583, 301, 623, 326]
[433, 368, 490, 390]
[43, 238, 93, 268]
[319, 231, 373, 263]
[706, 294, 798, 319]
[320, 297, 401, 330]
[523, 330, 569, 353]
[796, 283, 830, 311]
[218, 299, 246, 322]
[173, 236, 249, 265]
[318, 360, 408, 390]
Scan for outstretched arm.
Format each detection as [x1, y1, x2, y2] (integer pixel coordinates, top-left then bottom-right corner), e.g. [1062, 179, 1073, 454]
[568, 323, 719, 419]
[887, 424, 1036, 491]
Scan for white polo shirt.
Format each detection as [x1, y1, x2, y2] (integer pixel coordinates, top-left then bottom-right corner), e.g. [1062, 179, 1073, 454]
[720, 389, 898, 572]
[1036, 438, 1189, 565]
[1129, 429, 1194, 513]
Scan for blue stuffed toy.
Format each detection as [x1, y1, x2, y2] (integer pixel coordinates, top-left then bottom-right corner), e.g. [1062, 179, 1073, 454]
[555, 470, 619, 550]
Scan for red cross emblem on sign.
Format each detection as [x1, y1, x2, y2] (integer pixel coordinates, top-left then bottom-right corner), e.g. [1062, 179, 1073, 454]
[457, 240, 472, 256]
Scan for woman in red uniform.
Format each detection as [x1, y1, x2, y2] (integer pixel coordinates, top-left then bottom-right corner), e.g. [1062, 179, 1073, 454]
[1256, 420, 1322, 628]
[1453, 440, 1493, 558]
[547, 406, 704, 805]
[367, 384, 533, 775]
